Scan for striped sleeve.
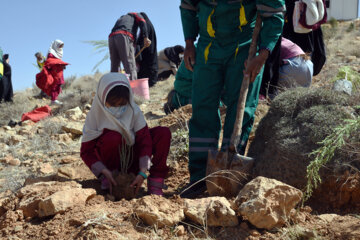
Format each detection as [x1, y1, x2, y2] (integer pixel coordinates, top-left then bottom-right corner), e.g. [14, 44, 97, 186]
[180, 0, 200, 41]
[256, 0, 285, 52]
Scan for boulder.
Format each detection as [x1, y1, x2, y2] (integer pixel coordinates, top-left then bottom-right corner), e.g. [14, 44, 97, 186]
[0, 155, 21, 166]
[8, 135, 26, 145]
[17, 181, 92, 219]
[61, 122, 83, 136]
[184, 197, 238, 227]
[38, 163, 55, 175]
[134, 195, 184, 228]
[38, 188, 96, 217]
[64, 107, 83, 121]
[57, 164, 94, 180]
[235, 176, 302, 230]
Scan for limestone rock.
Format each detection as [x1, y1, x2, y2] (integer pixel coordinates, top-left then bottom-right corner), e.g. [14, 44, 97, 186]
[175, 225, 186, 236]
[318, 213, 338, 223]
[8, 158, 21, 166]
[184, 197, 238, 227]
[59, 156, 79, 164]
[57, 165, 93, 180]
[38, 188, 96, 217]
[17, 181, 83, 219]
[65, 107, 83, 121]
[134, 195, 184, 228]
[21, 120, 35, 126]
[8, 135, 26, 145]
[38, 163, 55, 175]
[61, 122, 83, 136]
[346, 55, 357, 63]
[235, 176, 302, 230]
[56, 133, 73, 144]
[0, 143, 9, 152]
[1, 155, 21, 166]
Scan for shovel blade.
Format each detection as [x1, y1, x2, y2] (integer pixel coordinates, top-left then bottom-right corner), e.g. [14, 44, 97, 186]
[206, 150, 254, 198]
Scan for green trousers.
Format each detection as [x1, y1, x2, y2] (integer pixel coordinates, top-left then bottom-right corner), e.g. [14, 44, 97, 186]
[188, 39, 263, 183]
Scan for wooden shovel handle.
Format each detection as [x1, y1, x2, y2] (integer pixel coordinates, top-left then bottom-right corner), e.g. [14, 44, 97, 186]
[135, 45, 147, 59]
[229, 14, 263, 151]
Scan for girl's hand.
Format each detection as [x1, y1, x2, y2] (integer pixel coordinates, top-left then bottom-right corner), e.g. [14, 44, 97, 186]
[130, 174, 145, 195]
[101, 168, 117, 194]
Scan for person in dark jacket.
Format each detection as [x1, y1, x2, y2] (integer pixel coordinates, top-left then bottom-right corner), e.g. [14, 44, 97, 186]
[109, 12, 151, 80]
[136, 12, 158, 87]
[282, 0, 326, 76]
[0, 54, 13, 103]
[157, 45, 184, 80]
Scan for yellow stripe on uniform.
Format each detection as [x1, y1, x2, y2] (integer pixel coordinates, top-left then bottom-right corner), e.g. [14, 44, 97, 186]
[234, 45, 239, 62]
[238, 4, 248, 31]
[204, 41, 212, 64]
[0, 63, 3, 77]
[207, 9, 215, 37]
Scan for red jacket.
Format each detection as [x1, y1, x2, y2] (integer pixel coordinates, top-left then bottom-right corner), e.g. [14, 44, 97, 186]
[36, 55, 68, 96]
[80, 125, 152, 170]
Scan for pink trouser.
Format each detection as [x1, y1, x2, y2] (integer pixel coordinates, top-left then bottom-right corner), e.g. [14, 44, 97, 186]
[95, 127, 170, 178]
[50, 84, 62, 101]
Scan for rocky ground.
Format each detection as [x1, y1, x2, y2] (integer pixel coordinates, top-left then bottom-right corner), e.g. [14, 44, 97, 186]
[0, 21, 360, 239]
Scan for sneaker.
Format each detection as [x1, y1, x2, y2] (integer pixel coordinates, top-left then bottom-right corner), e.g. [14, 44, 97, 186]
[51, 100, 63, 105]
[179, 180, 207, 199]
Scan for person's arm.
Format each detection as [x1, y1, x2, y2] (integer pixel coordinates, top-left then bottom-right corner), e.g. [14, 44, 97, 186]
[180, 0, 199, 71]
[256, 0, 285, 53]
[135, 125, 152, 173]
[130, 125, 152, 194]
[245, 0, 285, 82]
[81, 139, 117, 193]
[130, 12, 149, 39]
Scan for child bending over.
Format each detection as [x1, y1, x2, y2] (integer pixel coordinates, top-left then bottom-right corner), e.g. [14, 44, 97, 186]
[81, 72, 170, 196]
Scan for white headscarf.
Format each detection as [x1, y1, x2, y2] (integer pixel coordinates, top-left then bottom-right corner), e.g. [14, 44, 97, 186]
[82, 72, 146, 145]
[48, 39, 64, 59]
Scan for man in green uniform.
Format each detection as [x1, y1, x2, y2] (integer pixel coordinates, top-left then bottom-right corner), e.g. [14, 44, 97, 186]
[180, 0, 285, 198]
[163, 59, 193, 114]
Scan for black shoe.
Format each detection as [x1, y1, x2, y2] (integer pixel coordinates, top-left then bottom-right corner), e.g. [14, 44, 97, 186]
[179, 180, 207, 199]
[8, 120, 18, 127]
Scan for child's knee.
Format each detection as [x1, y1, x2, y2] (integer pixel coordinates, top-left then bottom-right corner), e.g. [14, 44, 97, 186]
[156, 126, 171, 142]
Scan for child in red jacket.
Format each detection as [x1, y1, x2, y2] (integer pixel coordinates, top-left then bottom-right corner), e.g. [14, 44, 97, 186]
[81, 72, 170, 196]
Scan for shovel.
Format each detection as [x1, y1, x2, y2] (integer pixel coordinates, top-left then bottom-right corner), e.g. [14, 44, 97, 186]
[135, 45, 148, 59]
[206, 15, 263, 198]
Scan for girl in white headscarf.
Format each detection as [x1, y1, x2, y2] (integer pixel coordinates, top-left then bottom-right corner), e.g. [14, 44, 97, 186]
[48, 39, 64, 59]
[44, 39, 67, 105]
[81, 72, 170, 196]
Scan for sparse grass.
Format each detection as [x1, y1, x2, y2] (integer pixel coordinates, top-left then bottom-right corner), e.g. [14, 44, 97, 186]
[62, 75, 77, 90]
[0, 92, 34, 126]
[328, 18, 338, 29]
[346, 22, 355, 32]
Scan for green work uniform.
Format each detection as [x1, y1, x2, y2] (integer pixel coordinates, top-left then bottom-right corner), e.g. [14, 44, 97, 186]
[171, 60, 193, 109]
[180, 0, 285, 182]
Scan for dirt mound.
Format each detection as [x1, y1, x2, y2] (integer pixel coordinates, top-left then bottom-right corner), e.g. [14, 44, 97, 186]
[249, 88, 360, 210]
[158, 104, 192, 132]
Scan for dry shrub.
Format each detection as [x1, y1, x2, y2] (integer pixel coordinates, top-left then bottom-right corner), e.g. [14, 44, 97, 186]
[0, 92, 34, 126]
[250, 88, 359, 210]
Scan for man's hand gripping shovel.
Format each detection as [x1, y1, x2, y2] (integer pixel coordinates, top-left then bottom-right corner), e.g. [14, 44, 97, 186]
[206, 15, 262, 198]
